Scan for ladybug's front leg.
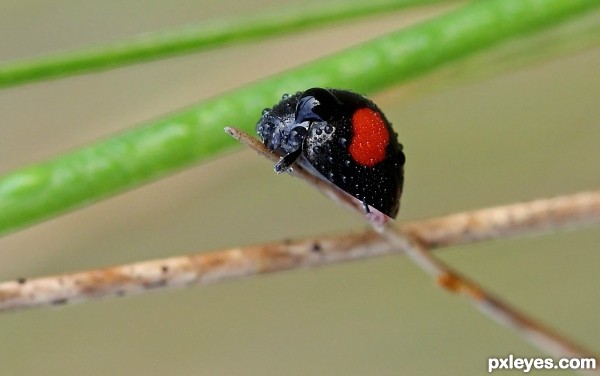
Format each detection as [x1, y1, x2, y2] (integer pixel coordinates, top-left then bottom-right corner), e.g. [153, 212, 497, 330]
[274, 125, 308, 173]
[274, 148, 302, 174]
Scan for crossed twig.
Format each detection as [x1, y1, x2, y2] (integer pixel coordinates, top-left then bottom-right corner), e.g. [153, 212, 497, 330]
[0, 127, 597, 373]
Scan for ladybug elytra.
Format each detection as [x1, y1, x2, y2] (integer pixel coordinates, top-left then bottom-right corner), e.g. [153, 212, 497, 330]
[256, 88, 405, 218]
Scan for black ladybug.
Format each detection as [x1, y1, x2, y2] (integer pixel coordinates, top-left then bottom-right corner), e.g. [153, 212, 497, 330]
[256, 88, 405, 218]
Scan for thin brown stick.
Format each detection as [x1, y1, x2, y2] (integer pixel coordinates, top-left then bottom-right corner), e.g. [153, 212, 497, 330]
[403, 190, 600, 247]
[381, 229, 597, 360]
[226, 127, 599, 365]
[0, 189, 598, 314]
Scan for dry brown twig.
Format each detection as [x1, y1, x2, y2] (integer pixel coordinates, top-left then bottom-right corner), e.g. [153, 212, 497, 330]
[0, 127, 598, 371]
[1, 188, 598, 312]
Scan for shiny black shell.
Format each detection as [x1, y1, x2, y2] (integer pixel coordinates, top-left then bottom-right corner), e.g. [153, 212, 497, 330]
[256, 88, 405, 218]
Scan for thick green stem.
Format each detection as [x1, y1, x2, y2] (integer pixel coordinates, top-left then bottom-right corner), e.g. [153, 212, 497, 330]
[0, 0, 598, 235]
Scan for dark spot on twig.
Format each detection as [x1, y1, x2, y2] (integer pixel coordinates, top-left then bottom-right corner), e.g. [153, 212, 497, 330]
[437, 273, 460, 293]
[144, 279, 167, 289]
[161, 265, 169, 274]
[16, 277, 27, 284]
[311, 242, 322, 252]
[282, 238, 292, 245]
[51, 298, 69, 306]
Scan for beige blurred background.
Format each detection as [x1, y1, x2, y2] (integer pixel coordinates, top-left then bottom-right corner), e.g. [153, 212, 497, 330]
[0, 1, 599, 375]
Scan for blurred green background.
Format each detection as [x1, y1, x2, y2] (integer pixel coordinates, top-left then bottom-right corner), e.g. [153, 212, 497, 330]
[0, 1, 599, 375]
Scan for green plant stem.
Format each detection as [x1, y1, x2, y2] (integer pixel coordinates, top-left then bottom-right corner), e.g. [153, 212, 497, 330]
[0, 0, 445, 89]
[1, 0, 598, 235]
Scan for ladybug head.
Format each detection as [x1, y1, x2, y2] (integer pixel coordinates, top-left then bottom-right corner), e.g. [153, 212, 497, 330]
[256, 88, 344, 155]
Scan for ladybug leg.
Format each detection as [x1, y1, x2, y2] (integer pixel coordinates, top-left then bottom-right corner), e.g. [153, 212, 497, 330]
[274, 148, 302, 174]
[361, 198, 371, 214]
[361, 196, 389, 226]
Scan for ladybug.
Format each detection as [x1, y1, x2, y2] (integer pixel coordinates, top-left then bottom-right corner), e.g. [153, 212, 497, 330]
[256, 88, 405, 218]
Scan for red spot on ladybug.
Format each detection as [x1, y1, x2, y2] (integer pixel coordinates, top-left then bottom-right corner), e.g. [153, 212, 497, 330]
[349, 108, 390, 167]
